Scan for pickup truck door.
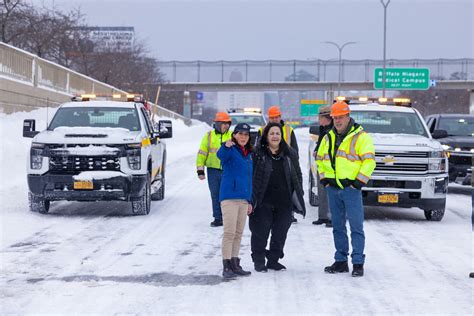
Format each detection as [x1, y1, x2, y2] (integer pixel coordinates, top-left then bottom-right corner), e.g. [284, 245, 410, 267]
[140, 108, 162, 179]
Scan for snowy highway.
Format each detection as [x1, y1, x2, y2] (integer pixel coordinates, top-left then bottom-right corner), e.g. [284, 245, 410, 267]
[1, 109, 472, 314]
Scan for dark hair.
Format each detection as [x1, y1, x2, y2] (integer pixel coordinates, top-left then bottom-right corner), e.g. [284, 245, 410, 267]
[259, 122, 289, 154]
[231, 132, 253, 152]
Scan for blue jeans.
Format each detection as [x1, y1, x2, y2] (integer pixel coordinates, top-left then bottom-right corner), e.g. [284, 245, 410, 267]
[326, 186, 365, 264]
[207, 168, 223, 221]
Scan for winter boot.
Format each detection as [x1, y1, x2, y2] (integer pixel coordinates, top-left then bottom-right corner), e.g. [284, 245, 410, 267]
[324, 261, 349, 274]
[210, 219, 223, 227]
[325, 220, 333, 228]
[352, 264, 364, 277]
[312, 218, 329, 225]
[222, 259, 237, 279]
[254, 262, 268, 272]
[230, 257, 251, 276]
[266, 261, 286, 271]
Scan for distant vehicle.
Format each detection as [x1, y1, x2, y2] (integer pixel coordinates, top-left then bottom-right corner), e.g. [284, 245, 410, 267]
[309, 97, 449, 221]
[22, 94, 173, 215]
[227, 108, 266, 144]
[425, 114, 473, 185]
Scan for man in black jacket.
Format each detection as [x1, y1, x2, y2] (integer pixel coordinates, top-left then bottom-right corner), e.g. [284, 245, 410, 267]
[312, 105, 333, 227]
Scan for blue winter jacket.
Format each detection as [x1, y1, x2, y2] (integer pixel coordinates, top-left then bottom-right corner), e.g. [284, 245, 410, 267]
[217, 144, 253, 202]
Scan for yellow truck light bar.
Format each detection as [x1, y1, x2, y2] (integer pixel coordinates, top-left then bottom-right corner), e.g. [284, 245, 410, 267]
[334, 96, 412, 107]
[72, 93, 145, 103]
[243, 107, 262, 113]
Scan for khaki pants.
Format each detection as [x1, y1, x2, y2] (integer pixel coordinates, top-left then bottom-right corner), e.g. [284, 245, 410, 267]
[221, 199, 248, 259]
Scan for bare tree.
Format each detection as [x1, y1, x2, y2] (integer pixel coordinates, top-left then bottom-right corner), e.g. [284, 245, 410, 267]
[0, 0, 31, 43]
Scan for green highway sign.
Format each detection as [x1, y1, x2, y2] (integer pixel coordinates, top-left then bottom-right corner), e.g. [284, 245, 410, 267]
[374, 68, 430, 90]
[300, 99, 326, 117]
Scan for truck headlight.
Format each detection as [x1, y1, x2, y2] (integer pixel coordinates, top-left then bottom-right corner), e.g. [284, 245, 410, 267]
[126, 143, 141, 170]
[428, 151, 447, 172]
[30, 143, 45, 169]
[441, 144, 451, 151]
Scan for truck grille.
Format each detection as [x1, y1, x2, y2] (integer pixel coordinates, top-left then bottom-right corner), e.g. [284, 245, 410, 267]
[374, 151, 429, 175]
[49, 155, 120, 174]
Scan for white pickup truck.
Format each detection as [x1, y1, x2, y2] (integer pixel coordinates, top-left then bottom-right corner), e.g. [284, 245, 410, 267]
[23, 95, 172, 215]
[308, 100, 449, 221]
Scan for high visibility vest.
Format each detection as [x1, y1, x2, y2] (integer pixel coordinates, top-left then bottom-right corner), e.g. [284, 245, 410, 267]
[316, 125, 375, 189]
[196, 130, 232, 170]
[259, 124, 293, 147]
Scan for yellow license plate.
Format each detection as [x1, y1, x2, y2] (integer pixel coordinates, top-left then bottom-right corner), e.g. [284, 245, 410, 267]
[378, 194, 399, 204]
[74, 181, 93, 190]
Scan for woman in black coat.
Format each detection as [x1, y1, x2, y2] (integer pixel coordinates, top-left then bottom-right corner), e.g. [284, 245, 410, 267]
[249, 122, 306, 272]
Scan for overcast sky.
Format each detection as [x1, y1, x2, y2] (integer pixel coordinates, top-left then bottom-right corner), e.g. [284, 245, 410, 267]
[33, 0, 473, 61]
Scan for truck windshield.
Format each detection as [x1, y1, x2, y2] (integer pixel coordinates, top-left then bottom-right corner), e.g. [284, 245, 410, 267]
[48, 107, 140, 131]
[350, 111, 428, 137]
[438, 117, 474, 137]
[230, 115, 265, 126]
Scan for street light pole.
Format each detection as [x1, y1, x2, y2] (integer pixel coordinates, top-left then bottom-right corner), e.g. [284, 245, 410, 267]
[323, 41, 356, 96]
[380, 0, 391, 97]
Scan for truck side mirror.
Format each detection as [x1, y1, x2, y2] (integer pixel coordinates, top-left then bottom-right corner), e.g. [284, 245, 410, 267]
[309, 125, 320, 135]
[23, 119, 39, 138]
[157, 120, 173, 139]
[432, 129, 448, 139]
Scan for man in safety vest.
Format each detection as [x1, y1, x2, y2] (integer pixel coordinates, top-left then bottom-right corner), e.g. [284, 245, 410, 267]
[316, 101, 375, 277]
[256, 105, 299, 156]
[197, 112, 233, 227]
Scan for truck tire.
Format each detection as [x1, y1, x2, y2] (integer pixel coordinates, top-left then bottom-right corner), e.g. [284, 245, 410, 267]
[309, 172, 319, 206]
[132, 174, 151, 215]
[28, 192, 50, 214]
[424, 208, 445, 221]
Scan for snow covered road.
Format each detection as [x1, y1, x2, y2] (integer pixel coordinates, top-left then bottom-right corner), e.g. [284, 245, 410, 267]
[1, 109, 472, 314]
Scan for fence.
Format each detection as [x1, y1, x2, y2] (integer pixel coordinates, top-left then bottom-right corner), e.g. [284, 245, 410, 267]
[157, 59, 474, 83]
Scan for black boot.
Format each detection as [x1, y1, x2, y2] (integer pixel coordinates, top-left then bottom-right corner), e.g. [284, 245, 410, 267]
[352, 264, 364, 277]
[325, 220, 333, 228]
[230, 257, 251, 276]
[312, 218, 329, 225]
[267, 261, 286, 271]
[324, 261, 349, 274]
[210, 219, 223, 227]
[222, 259, 237, 279]
[254, 262, 267, 272]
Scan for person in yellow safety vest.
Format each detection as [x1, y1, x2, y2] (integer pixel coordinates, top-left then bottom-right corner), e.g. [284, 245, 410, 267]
[256, 106, 299, 157]
[316, 100, 375, 277]
[197, 112, 233, 227]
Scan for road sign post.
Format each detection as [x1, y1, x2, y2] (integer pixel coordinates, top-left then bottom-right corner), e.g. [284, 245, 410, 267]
[374, 68, 430, 90]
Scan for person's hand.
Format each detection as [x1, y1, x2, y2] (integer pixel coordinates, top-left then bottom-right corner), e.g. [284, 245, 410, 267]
[247, 204, 253, 215]
[198, 174, 205, 180]
[225, 140, 235, 148]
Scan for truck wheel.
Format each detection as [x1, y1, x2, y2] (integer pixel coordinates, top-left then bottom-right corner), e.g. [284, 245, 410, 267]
[151, 172, 165, 201]
[309, 172, 319, 206]
[424, 208, 445, 221]
[132, 174, 151, 215]
[28, 192, 50, 214]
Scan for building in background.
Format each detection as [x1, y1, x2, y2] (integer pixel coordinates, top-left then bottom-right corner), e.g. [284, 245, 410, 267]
[75, 26, 135, 52]
[216, 92, 264, 111]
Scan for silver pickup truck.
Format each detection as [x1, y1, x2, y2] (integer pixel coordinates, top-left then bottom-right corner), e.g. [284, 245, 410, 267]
[308, 100, 449, 221]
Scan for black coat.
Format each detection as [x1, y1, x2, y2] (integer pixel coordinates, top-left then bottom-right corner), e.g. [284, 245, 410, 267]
[251, 146, 306, 217]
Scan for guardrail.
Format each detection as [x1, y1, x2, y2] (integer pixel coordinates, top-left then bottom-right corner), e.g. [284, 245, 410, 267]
[0, 42, 189, 124]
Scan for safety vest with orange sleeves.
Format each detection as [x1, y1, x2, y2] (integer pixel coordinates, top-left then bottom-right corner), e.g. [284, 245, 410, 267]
[196, 130, 233, 171]
[258, 123, 295, 147]
[316, 124, 375, 189]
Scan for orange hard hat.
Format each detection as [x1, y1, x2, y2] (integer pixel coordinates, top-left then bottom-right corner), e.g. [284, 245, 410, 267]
[214, 112, 231, 122]
[267, 106, 281, 118]
[330, 101, 351, 117]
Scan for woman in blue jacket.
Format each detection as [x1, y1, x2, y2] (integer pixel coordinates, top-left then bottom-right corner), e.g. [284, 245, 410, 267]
[217, 123, 253, 279]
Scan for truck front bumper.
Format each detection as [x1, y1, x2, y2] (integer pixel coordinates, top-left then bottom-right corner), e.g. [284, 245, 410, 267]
[27, 173, 147, 202]
[362, 173, 448, 210]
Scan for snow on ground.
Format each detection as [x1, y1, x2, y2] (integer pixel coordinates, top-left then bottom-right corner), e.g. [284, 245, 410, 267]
[0, 108, 472, 315]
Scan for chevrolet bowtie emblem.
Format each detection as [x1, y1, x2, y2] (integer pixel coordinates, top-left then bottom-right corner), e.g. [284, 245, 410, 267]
[382, 155, 396, 165]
